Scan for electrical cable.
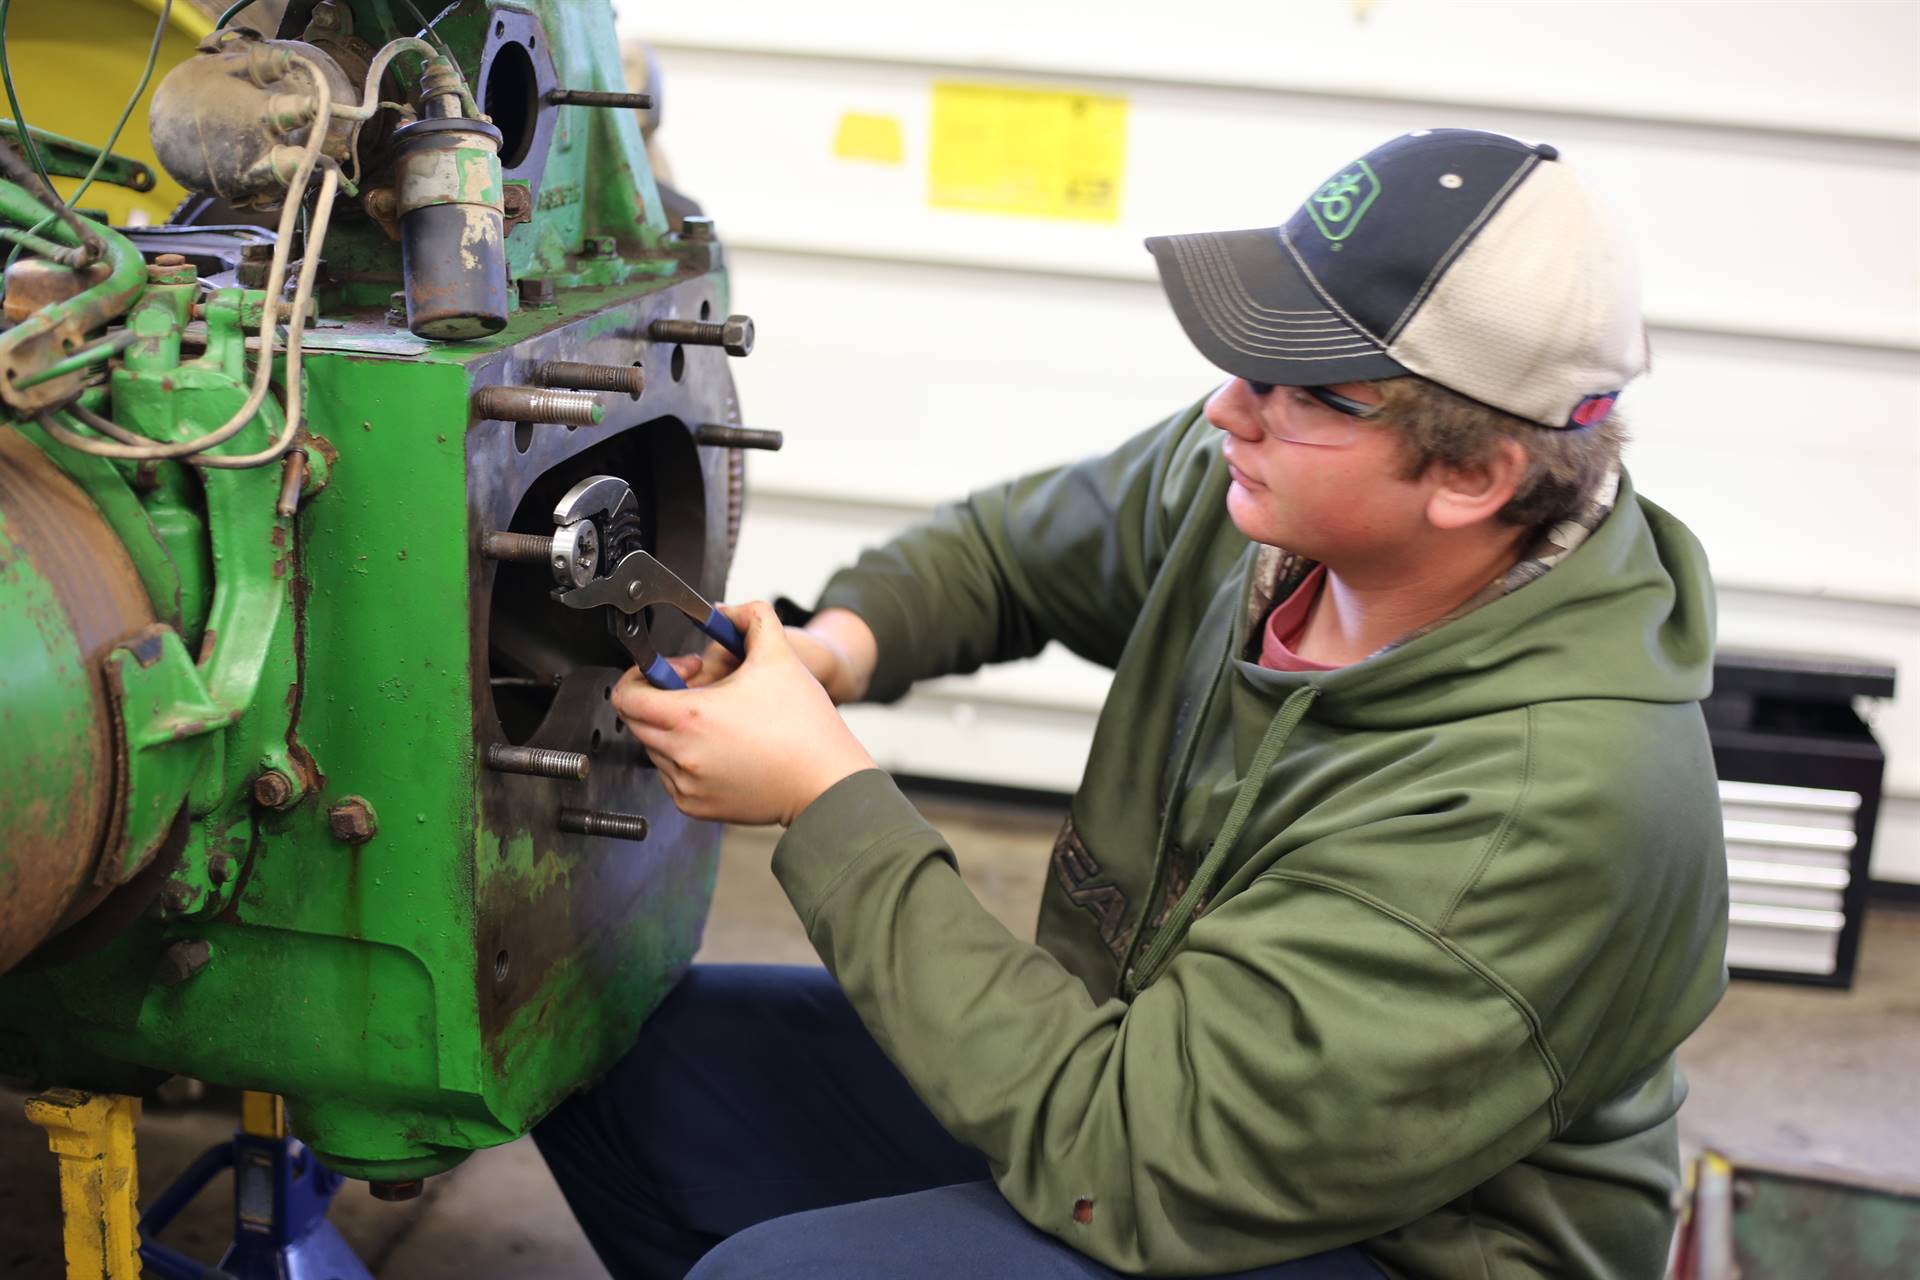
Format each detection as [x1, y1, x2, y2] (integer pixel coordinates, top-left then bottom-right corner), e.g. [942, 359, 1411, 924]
[0, 0, 51, 195]
[0, 0, 166, 272]
[0, 223, 86, 265]
[57, 0, 170, 215]
[188, 163, 337, 469]
[212, 0, 255, 29]
[35, 53, 339, 466]
[0, 141, 106, 265]
[13, 330, 134, 389]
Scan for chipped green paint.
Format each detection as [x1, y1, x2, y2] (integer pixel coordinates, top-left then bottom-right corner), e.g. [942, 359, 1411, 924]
[0, 0, 725, 1183]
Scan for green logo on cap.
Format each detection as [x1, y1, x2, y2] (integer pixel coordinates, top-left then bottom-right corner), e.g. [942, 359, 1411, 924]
[1305, 160, 1380, 246]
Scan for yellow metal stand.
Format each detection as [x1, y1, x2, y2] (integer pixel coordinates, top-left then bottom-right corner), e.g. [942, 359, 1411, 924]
[23, 1088, 144, 1279]
[240, 1090, 287, 1140]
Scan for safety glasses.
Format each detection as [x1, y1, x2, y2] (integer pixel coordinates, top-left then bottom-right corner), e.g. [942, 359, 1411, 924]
[1245, 381, 1383, 448]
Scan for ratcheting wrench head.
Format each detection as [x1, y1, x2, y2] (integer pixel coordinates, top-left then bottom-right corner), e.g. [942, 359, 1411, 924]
[552, 474, 638, 527]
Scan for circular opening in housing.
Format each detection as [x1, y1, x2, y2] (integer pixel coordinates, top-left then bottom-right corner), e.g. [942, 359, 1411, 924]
[513, 421, 533, 453]
[484, 41, 539, 169]
[699, 300, 711, 321]
[590, 728, 603, 754]
[670, 346, 685, 383]
[494, 949, 510, 982]
[484, 421, 710, 746]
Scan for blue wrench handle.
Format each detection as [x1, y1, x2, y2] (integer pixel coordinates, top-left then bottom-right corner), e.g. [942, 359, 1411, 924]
[699, 607, 747, 660]
[641, 652, 687, 690]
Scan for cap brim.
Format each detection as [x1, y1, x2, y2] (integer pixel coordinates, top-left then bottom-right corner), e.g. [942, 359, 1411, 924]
[1147, 228, 1407, 387]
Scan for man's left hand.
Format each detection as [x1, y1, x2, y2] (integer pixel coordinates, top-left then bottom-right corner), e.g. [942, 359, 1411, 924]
[612, 601, 879, 826]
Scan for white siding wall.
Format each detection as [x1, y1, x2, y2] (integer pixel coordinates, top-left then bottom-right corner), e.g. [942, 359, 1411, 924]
[619, 1, 1920, 881]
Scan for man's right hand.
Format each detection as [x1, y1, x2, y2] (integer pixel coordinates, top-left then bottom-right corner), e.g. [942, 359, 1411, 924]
[671, 606, 877, 705]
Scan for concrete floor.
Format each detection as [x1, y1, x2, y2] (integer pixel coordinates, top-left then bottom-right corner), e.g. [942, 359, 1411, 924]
[2, 790, 1916, 1277]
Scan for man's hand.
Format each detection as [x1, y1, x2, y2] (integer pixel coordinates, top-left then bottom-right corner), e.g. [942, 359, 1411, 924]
[672, 607, 877, 705]
[613, 601, 879, 826]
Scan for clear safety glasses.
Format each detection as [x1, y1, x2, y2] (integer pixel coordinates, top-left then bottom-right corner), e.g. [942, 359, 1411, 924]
[1245, 381, 1385, 448]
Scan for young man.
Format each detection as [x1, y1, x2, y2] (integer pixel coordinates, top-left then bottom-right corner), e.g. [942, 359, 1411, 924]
[536, 128, 1730, 1279]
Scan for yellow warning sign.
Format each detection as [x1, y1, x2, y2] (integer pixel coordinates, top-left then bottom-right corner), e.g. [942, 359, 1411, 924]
[928, 82, 1127, 223]
[833, 112, 905, 166]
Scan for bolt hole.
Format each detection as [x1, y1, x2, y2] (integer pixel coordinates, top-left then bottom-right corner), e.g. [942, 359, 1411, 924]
[513, 421, 533, 453]
[494, 18, 504, 35]
[699, 300, 711, 321]
[615, 719, 626, 734]
[670, 345, 685, 383]
[602, 685, 611, 700]
[590, 728, 603, 753]
[494, 949, 510, 982]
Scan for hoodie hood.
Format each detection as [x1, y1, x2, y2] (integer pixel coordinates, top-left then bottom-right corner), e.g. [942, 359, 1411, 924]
[1236, 470, 1717, 729]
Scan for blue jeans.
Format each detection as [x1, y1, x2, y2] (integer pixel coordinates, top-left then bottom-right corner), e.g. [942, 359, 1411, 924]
[534, 965, 1386, 1280]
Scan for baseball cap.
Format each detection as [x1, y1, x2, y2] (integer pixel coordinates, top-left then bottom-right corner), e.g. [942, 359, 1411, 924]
[1146, 129, 1647, 430]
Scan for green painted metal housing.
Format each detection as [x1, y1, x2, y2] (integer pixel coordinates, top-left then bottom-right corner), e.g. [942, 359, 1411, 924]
[0, 0, 736, 1182]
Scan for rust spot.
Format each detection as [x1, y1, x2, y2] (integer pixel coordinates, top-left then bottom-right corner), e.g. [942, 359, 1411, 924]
[196, 627, 219, 665]
[270, 526, 288, 550]
[1072, 1198, 1094, 1226]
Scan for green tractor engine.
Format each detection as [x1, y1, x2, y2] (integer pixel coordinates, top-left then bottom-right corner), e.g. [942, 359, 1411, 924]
[0, 0, 750, 1192]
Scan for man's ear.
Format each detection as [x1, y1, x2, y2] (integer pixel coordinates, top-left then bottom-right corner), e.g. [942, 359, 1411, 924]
[1426, 438, 1527, 531]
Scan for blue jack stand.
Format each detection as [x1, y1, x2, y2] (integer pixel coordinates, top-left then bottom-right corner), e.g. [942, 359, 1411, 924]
[137, 1092, 371, 1280]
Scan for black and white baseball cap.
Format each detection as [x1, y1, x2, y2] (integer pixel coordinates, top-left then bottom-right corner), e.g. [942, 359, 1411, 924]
[1147, 128, 1647, 430]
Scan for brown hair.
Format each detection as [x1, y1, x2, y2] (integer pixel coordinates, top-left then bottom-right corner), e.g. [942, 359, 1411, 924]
[1371, 375, 1627, 529]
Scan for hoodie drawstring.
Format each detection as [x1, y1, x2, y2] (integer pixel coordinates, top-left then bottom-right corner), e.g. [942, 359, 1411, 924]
[1123, 684, 1320, 998]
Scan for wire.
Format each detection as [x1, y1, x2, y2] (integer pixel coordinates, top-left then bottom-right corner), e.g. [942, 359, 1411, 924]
[191, 164, 337, 469]
[399, 0, 459, 63]
[14, 330, 133, 389]
[0, 0, 51, 195]
[59, 0, 170, 214]
[0, 223, 86, 264]
[213, 0, 255, 28]
[0, 0, 166, 272]
[38, 54, 339, 467]
[0, 139, 105, 263]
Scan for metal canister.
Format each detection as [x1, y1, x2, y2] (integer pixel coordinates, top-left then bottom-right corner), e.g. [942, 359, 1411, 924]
[392, 117, 509, 340]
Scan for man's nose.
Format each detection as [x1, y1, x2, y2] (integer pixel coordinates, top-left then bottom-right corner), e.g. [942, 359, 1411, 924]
[1202, 381, 1263, 441]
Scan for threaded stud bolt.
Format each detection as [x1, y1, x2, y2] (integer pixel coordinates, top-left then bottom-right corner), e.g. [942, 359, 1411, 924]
[479, 530, 554, 563]
[693, 424, 783, 451]
[536, 360, 645, 399]
[486, 743, 590, 782]
[559, 808, 650, 840]
[471, 385, 605, 426]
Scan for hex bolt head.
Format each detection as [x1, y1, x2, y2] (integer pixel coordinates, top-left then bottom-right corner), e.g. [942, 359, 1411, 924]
[158, 881, 197, 916]
[720, 315, 754, 357]
[328, 796, 379, 845]
[206, 852, 237, 886]
[154, 939, 212, 987]
[647, 315, 754, 357]
[253, 769, 296, 809]
[681, 215, 715, 242]
[581, 236, 616, 258]
[518, 276, 555, 306]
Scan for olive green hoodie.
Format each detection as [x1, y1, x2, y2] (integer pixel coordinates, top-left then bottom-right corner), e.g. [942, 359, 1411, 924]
[774, 399, 1729, 1277]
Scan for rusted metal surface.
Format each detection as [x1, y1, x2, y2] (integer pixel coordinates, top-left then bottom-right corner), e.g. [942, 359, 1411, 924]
[466, 278, 735, 1088]
[2, 259, 112, 325]
[0, 433, 154, 974]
